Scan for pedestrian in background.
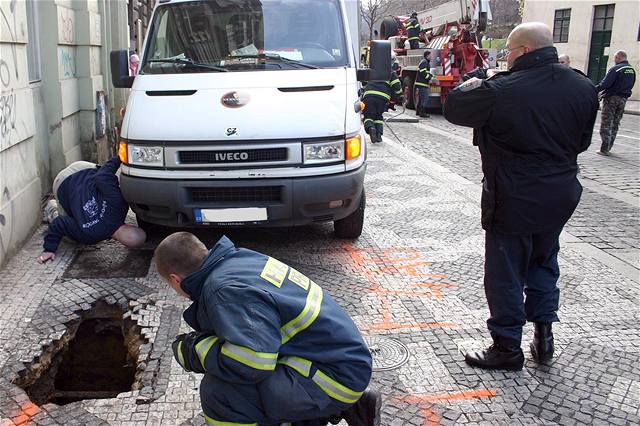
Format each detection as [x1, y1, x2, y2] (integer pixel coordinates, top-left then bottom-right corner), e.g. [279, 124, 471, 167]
[155, 232, 380, 425]
[596, 50, 636, 155]
[443, 22, 598, 371]
[129, 53, 140, 76]
[38, 156, 146, 264]
[558, 54, 570, 67]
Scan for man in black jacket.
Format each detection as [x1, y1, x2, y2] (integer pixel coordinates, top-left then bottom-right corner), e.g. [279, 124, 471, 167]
[596, 50, 636, 155]
[38, 156, 146, 263]
[443, 22, 598, 370]
[406, 11, 421, 50]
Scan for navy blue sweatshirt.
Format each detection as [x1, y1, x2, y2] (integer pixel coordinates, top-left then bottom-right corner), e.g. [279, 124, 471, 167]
[43, 156, 129, 253]
[596, 61, 636, 98]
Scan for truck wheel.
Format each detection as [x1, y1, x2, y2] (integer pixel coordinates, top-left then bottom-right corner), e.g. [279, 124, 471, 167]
[334, 192, 365, 239]
[380, 17, 398, 40]
[403, 76, 415, 109]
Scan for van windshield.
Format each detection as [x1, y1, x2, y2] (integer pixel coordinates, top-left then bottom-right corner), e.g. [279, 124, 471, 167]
[142, 0, 349, 74]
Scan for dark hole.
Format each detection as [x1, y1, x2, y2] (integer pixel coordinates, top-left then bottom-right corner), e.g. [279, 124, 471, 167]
[19, 303, 142, 406]
[51, 318, 135, 405]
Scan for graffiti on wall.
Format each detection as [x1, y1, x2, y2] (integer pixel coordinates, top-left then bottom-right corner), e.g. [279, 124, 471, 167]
[0, 0, 20, 147]
[60, 7, 74, 44]
[60, 48, 76, 78]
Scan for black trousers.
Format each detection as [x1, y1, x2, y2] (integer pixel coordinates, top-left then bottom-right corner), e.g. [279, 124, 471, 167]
[484, 226, 563, 343]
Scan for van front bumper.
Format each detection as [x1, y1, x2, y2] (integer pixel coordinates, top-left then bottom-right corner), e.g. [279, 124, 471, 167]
[120, 166, 366, 228]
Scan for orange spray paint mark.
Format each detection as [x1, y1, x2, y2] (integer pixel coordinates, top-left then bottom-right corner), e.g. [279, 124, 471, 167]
[396, 389, 497, 425]
[341, 243, 458, 332]
[11, 400, 40, 424]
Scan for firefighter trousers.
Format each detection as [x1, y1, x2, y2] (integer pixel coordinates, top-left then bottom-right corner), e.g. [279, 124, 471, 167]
[199, 365, 351, 425]
[362, 95, 386, 137]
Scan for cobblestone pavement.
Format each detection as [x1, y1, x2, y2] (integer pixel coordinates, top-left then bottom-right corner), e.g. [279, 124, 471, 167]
[0, 113, 638, 425]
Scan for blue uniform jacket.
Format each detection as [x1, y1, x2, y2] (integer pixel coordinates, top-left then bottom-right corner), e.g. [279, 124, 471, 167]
[415, 59, 432, 87]
[596, 60, 636, 98]
[443, 47, 598, 235]
[43, 156, 129, 253]
[406, 16, 420, 41]
[179, 236, 372, 405]
[362, 71, 403, 102]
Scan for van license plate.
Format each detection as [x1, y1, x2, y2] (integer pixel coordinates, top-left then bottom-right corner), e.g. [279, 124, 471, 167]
[195, 208, 267, 223]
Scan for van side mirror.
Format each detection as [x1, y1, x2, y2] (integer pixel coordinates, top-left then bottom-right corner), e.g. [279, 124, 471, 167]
[357, 40, 391, 82]
[110, 50, 134, 88]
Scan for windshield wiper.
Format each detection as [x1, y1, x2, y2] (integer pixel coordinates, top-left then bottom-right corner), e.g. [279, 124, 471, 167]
[147, 58, 229, 72]
[231, 54, 319, 69]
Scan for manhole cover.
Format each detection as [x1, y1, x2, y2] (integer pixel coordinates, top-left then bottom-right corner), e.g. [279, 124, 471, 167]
[364, 335, 409, 371]
[63, 243, 153, 279]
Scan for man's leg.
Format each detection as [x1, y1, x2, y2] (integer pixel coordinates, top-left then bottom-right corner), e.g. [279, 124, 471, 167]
[525, 226, 563, 362]
[465, 231, 529, 370]
[608, 96, 627, 151]
[599, 97, 615, 153]
[419, 87, 430, 118]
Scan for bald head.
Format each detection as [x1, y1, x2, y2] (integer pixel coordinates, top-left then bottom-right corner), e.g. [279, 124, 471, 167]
[505, 22, 554, 69]
[508, 22, 554, 51]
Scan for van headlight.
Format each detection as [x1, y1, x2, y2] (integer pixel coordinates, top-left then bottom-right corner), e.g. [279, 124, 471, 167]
[128, 145, 164, 167]
[303, 141, 344, 165]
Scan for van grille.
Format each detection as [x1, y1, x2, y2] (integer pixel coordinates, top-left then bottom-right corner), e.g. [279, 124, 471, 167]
[179, 148, 287, 164]
[190, 187, 282, 203]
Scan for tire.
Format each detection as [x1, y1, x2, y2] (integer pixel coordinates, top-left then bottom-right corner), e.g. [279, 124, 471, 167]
[380, 17, 398, 40]
[136, 214, 159, 235]
[403, 75, 415, 109]
[334, 191, 365, 239]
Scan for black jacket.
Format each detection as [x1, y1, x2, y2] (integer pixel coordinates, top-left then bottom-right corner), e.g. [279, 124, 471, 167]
[443, 47, 598, 235]
[43, 156, 129, 252]
[415, 59, 432, 87]
[406, 16, 420, 41]
[596, 60, 636, 98]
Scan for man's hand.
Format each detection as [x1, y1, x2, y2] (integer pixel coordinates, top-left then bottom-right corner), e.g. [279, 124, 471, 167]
[398, 95, 406, 105]
[38, 252, 56, 264]
[172, 332, 205, 372]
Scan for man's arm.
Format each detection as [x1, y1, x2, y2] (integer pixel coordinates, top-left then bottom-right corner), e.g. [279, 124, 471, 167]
[94, 156, 122, 196]
[596, 67, 616, 92]
[173, 286, 282, 384]
[43, 216, 84, 253]
[443, 77, 498, 128]
[579, 96, 599, 153]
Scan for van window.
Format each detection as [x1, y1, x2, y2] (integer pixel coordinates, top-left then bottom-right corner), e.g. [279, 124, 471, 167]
[142, 0, 349, 73]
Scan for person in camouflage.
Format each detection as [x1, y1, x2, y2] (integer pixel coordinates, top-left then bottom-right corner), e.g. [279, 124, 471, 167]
[596, 50, 636, 155]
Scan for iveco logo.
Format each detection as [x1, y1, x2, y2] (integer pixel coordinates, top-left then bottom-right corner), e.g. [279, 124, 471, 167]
[221, 91, 250, 108]
[215, 152, 249, 161]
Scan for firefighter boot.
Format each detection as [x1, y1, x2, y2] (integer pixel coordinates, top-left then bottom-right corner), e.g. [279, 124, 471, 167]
[341, 390, 382, 426]
[366, 127, 377, 144]
[530, 322, 554, 363]
[465, 337, 524, 371]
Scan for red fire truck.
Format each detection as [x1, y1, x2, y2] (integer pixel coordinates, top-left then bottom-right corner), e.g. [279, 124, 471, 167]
[380, 0, 494, 111]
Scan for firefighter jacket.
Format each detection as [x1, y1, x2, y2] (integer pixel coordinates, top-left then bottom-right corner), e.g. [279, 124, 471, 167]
[443, 46, 598, 235]
[406, 16, 421, 43]
[176, 236, 373, 406]
[596, 60, 636, 99]
[362, 71, 403, 102]
[415, 59, 433, 87]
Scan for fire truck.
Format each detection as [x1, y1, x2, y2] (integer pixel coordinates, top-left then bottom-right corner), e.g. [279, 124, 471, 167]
[379, 0, 494, 111]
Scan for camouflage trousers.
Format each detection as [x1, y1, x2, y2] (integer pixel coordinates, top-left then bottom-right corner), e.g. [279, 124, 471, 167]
[600, 96, 627, 152]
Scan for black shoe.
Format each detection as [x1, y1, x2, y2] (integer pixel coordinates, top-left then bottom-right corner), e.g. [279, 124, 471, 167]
[341, 390, 381, 426]
[375, 133, 383, 143]
[419, 112, 430, 118]
[596, 149, 610, 156]
[465, 340, 524, 371]
[366, 128, 377, 144]
[530, 322, 554, 363]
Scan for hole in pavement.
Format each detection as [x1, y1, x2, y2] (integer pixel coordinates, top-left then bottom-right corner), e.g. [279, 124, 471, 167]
[14, 301, 145, 406]
[62, 244, 154, 279]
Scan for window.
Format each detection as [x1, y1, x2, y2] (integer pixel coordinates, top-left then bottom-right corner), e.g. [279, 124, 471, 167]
[553, 9, 571, 43]
[593, 4, 615, 32]
[26, 0, 41, 82]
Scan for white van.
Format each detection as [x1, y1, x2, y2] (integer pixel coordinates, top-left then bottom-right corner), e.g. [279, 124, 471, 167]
[110, 0, 390, 238]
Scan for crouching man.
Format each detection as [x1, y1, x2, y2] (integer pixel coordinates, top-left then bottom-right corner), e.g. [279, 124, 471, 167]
[154, 232, 381, 426]
[38, 156, 146, 263]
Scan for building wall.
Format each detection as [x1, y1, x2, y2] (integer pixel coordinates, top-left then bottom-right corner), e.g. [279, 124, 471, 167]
[524, 0, 639, 100]
[0, 0, 130, 268]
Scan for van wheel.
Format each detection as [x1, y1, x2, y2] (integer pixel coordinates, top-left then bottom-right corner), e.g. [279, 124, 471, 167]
[136, 214, 158, 235]
[334, 192, 365, 239]
[403, 76, 415, 109]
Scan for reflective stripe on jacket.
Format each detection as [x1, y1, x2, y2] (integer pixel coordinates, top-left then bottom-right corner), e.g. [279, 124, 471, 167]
[363, 71, 403, 101]
[178, 236, 373, 404]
